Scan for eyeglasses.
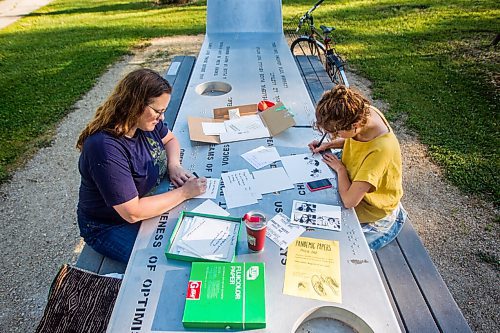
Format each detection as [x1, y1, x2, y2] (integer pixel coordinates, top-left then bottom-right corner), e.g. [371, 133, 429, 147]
[148, 105, 167, 118]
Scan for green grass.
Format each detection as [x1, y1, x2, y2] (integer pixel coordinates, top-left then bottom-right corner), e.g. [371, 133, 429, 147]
[0, 0, 207, 180]
[284, 0, 499, 204]
[0, 0, 498, 205]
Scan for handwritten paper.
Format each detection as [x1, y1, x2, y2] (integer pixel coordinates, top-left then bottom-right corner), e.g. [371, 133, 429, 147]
[290, 200, 342, 231]
[281, 153, 335, 183]
[219, 115, 270, 143]
[252, 167, 294, 194]
[221, 169, 260, 209]
[194, 178, 221, 199]
[241, 146, 281, 169]
[224, 115, 266, 132]
[266, 213, 306, 249]
[177, 216, 239, 261]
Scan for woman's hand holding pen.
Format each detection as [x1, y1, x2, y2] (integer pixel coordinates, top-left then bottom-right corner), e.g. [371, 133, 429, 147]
[308, 136, 346, 155]
[308, 132, 328, 156]
[308, 140, 330, 155]
[181, 176, 207, 199]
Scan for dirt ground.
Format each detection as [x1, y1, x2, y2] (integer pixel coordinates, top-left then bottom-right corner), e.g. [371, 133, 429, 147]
[0, 35, 498, 332]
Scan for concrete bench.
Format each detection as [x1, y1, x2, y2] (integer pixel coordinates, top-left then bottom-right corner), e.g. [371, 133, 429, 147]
[295, 54, 472, 332]
[75, 56, 196, 275]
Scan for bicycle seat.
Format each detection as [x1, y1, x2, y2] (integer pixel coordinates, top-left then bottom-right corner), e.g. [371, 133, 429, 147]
[320, 25, 335, 33]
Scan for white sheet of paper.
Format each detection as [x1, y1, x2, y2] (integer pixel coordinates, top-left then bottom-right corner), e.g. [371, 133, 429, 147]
[241, 146, 281, 169]
[220, 115, 270, 143]
[181, 216, 236, 258]
[172, 219, 201, 255]
[202, 122, 226, 135]
[222, 187, 258, 209]
[191, 200, 230, 216]
[221, 169, 261, 208]
[266, 212, 306, 249]
[290, 200, 342, 231]
[171, 243, 201, 257]
[183, 221, 232, 258]
[252, 167, 294, 194]
[169, 217, 204, 257]
[281, 153, 335, 183]
[194, 178, 220, 199]
[219, 127, 270, 143]
[168, 213, 239, 260]
[224, 115, 266, 132]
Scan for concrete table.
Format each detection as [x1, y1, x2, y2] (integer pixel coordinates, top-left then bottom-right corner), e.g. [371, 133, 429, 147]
[106, 1, 400, 332]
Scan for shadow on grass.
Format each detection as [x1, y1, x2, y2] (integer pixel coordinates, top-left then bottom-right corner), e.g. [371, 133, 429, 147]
[28, 1, 154, 16]
[27, 0, 207, 17]
[0, 23, 204, 173]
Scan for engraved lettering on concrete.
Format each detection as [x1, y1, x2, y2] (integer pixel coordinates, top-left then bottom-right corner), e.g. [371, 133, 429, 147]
[130, 279, 153, 331]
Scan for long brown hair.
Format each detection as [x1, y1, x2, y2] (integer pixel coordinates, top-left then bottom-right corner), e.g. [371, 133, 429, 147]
[76, 68, 172, 150]
[314, 85, 370, 137]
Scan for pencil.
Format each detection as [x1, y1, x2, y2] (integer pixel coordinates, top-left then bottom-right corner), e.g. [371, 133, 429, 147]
[312, 132, 328, 156]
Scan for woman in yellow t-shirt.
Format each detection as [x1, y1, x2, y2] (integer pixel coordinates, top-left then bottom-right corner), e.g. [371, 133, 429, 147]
[308, 85, 407, 251]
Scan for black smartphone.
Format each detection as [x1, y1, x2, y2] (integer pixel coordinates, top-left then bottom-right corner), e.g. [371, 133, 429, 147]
[306, 179, 332, 192]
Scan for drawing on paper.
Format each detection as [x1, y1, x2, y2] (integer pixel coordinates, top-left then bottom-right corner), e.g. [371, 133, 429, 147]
[290, 200, 342, 232]
[280, 153, 335, 183]
[294, 201, 316, 213]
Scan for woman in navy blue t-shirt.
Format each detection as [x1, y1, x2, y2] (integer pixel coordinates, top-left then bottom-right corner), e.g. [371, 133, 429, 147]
[76, 68, 207, 263]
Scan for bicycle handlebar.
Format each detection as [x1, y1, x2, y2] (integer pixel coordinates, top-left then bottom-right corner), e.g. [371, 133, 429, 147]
[308, 0, 325, 16]
[307, 0, 325, 15]
[297, 0, 325, 31]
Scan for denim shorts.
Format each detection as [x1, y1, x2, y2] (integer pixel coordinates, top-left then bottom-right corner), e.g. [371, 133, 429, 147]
[78, 210, 141, 264]
[361, 204, 407, 252]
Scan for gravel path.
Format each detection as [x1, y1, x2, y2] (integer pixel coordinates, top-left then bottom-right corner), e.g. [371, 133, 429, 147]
[0, 35, 498, 333]
[0, 0, 53, 29]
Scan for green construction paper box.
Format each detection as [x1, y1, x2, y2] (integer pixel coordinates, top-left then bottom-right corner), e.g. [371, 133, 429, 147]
[165, 211, 242, 262]
[182, 262, 266, 330]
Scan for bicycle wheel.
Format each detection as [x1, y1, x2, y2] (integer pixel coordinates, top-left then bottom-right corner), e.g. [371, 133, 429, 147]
[290, 37, 327, 69]
[326, 52, 349, 87]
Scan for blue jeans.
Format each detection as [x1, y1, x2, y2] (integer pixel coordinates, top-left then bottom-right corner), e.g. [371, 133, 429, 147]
[362, 204, 407, 252]
[78, 211, 141, 264]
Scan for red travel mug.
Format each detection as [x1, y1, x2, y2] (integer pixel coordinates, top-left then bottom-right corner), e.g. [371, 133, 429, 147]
[244, 211, 267, 252]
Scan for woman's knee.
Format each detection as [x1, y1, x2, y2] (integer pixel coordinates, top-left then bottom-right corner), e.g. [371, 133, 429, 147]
[84, 222, 141, 263]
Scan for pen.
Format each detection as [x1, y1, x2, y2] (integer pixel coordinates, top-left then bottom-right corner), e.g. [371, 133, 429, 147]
[312, 132, 328, 156]
[192, 172, 199, 178]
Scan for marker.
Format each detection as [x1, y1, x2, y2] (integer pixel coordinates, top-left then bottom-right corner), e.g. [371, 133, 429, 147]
[312, 132, 328, 156]
[192, 172, 199, 178]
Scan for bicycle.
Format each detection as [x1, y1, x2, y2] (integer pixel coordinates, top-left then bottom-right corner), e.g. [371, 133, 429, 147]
[287, 0, 349, 87]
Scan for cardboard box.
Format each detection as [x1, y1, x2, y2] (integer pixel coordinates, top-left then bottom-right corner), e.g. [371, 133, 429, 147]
[182, 262, 266, 329]
[188, 102, 296, 144]
[165, 211, 242, 262]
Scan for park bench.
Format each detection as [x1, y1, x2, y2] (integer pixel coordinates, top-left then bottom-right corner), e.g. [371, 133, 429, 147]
[76, 55, 472, 332]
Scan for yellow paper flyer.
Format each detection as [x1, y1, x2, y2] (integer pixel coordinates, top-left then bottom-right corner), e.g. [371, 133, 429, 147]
[283, 236, 341, 303]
